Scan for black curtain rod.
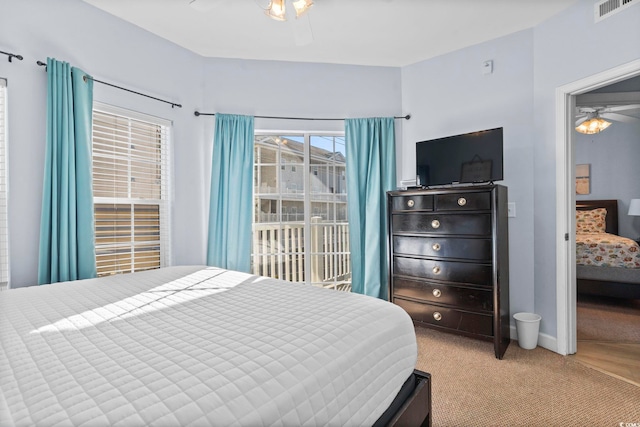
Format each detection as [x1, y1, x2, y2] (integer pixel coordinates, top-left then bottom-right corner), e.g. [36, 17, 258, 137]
[37, 60, 182, 109]
[1, 50, 24, 63]
[194, 111, 411, 121]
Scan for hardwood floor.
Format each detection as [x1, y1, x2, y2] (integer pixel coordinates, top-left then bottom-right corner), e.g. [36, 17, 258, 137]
[574, 342, 640, 387]
[573, 295, 640, 387]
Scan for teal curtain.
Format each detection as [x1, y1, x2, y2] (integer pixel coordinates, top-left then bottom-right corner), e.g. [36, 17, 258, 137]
[206, 114, 255, 272]
[345, 117, 396, 299]
[38, 58, 97, 285]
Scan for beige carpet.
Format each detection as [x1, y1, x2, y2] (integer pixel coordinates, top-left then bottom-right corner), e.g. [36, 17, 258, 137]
[414, 326, 640, 427]
[577, 294, 640, 343]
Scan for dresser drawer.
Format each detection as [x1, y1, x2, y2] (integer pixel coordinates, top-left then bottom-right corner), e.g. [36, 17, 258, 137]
[394, 298, 493, 337]
[394, 256, 493, 286]
[393, 235, 492, 261]
[391, 213, 492, 236]
[391, 194, 433, 212]
[393, 277, 493, 312]
[436, 191, 491, 211]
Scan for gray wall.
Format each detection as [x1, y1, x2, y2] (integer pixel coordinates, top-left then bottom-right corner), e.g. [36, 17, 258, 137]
[1, 0, 207, 288]
[199, 57, 403, 200]
[531, 0, 639, 338]
[0, 0, 402, 288]
[2, 0, 639, 348]
[575, 121, 640, 240]
[399, 0, 640, 341]
[400, 29, 537, 320]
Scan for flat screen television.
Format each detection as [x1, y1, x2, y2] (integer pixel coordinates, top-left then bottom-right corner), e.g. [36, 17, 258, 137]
[416, 127, 503, 187]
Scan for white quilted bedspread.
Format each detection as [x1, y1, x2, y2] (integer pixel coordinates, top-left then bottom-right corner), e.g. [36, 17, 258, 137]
[0, 266, 417, 427]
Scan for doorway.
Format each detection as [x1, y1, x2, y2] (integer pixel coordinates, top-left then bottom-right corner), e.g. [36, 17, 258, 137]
[555, 58, 640, 356]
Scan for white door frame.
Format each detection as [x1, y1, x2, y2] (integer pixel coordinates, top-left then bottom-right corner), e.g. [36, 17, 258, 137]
[555, 59, 640, 356]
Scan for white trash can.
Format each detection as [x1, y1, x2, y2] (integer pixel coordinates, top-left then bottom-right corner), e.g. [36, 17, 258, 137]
[513, 312, 541, 350]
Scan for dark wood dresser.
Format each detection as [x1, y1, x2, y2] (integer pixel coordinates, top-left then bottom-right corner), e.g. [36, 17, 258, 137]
[387, 184, 510, 359]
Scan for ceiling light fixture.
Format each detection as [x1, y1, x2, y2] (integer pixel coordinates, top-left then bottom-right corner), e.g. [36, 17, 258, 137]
[292, 0, 314, 17]
[575, 113, 612, 135]
[265, 0, 313, 21]
[265, 0, 286, 21]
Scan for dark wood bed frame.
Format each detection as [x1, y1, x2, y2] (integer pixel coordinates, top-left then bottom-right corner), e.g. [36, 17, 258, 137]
[576, 199, 640, 299]
[387, 370, 432, 427]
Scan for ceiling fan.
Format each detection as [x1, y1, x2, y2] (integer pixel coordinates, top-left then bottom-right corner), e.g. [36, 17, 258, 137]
[261, 0, 314, 46]
[575, 104, 640, 134]
[189, 0, 314, 46]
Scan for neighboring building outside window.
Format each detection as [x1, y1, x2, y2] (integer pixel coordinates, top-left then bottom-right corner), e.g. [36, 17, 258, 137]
[0, 79, 8, 290]
[253, 134, 351, 291]
[91, 103, 171, 276]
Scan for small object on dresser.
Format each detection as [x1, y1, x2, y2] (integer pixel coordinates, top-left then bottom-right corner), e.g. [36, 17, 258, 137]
[399, 178, 418, 190]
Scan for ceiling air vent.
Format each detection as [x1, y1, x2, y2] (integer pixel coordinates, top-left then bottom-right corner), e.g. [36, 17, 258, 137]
[594, 0, 638, 22]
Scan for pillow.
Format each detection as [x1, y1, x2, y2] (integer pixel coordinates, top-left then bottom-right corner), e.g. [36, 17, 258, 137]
[576, 208, 607, 234]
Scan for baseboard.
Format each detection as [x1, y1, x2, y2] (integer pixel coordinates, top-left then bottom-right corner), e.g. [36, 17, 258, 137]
[510, 325, 559, 354]
[538, 332, 558, 353]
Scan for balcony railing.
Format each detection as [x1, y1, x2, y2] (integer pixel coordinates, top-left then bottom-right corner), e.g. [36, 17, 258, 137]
[252, 219, 351, 291]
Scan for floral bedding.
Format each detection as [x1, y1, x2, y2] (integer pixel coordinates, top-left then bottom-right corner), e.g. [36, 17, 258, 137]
[576, 233, 640, 268]
[576, 208, 607, 234]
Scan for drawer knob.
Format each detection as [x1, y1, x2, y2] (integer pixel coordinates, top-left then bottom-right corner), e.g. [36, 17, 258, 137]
[432, 242, 441, 251]
[432, 266, 441, 275]
[458, 197, 467, 206]
[407, 199, 415, 208]
[433, 312, 442, 321]
[431, 219, 440, 229]
[432, 289, 442, 298]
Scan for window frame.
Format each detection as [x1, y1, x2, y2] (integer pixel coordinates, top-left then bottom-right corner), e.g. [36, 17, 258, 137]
[252, 131, 350, 290]
[91, 102, 172, 276]
[0, 78, 9, 290]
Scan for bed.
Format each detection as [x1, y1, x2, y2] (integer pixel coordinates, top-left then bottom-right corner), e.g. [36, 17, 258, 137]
[0, 266, 431, 426]
[576, 200, 640, 299]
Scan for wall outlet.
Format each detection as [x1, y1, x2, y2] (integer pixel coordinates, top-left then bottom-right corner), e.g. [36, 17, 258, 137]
[507, 202, 516, 217]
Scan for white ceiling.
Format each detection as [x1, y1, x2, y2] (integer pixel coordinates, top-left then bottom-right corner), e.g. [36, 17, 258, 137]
[80, 0, 579, 67]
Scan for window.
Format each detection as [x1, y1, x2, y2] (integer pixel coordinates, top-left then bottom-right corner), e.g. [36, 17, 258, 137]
[92, 103, 171, 276]
[0, 79, 8, 290]
[253, 134, 350, 291]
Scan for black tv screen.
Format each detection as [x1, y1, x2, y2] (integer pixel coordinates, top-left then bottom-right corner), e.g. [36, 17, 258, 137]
[416, 127, 503, 187]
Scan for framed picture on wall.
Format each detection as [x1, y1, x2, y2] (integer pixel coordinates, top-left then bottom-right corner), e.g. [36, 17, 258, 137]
[576, 164, 590, 195]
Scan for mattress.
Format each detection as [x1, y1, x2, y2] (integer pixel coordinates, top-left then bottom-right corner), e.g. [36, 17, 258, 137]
[576, 233, 640, 268]
[0, 266, 417, 427]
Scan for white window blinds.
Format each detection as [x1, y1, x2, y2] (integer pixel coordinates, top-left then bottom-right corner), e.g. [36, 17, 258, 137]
[92, 103, 171, 276]
[0, 79, 9, 290]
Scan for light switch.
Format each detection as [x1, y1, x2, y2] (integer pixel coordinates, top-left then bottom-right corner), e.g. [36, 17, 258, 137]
[482, 60, 493, 75]
[508, 202, 516, 218]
